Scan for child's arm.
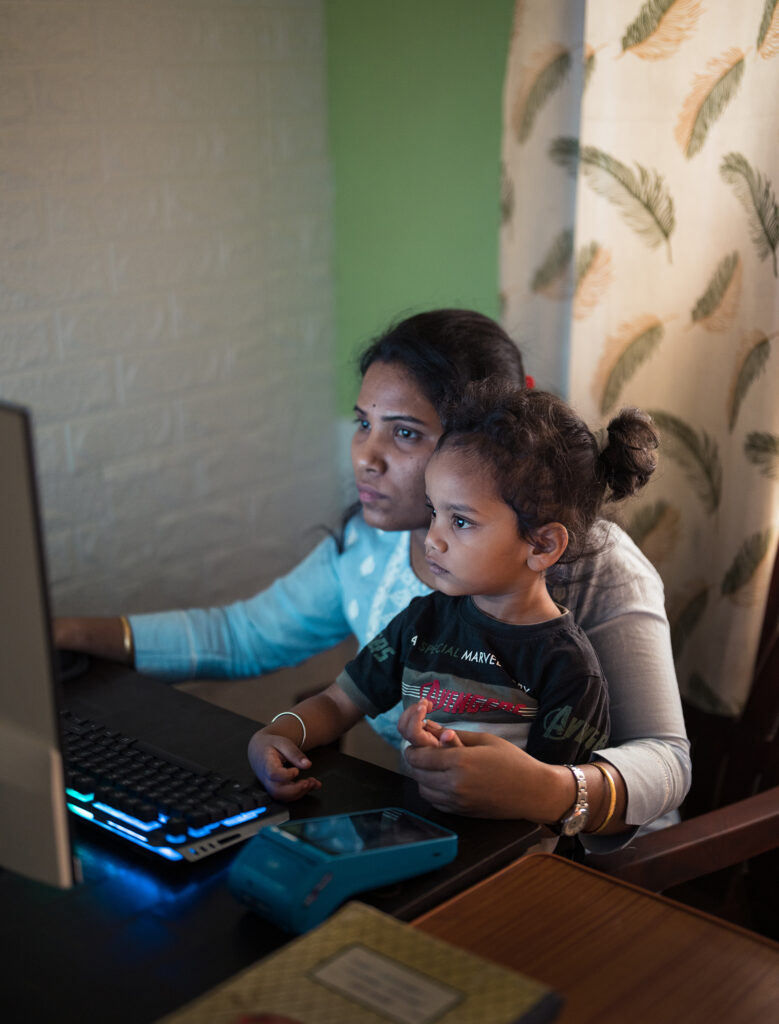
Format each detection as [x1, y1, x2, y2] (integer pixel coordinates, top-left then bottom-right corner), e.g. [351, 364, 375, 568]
[248, 683, 364, 801]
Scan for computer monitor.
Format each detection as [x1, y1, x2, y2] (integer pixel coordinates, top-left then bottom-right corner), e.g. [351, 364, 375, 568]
[0, 400, 78, 887]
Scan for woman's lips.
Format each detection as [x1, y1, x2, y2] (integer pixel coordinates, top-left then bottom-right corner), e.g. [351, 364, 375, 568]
[357, 485, 386, 503]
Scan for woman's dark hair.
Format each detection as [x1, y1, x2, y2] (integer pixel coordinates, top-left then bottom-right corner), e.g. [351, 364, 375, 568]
[436, 379, 659, 563]
[334, 309, 526, 550]
[358, 308, 525, 414]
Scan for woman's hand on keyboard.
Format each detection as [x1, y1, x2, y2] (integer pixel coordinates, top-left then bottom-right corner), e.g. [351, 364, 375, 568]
[247, 729, 322, 801]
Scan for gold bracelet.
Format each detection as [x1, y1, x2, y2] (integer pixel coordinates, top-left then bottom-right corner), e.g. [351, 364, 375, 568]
[119, 615, 134, 667]
[591, 761, 617, 834]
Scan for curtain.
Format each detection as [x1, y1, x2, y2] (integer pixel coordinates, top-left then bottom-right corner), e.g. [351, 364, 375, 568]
[500, 0, 779, 715]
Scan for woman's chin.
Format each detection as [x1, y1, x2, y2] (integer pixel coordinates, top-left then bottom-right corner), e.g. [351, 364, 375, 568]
[360, 503, 395, 531]
[361, 503, 416, 533]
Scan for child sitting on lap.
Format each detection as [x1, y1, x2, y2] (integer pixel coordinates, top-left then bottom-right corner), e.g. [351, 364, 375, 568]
[248, 381, 658, 805]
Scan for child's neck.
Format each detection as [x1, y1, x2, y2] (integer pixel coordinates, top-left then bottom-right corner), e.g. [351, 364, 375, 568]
[471, 578, 562, 626]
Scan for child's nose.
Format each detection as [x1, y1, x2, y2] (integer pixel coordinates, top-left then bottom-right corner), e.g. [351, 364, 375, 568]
[425, 521, 446, 553]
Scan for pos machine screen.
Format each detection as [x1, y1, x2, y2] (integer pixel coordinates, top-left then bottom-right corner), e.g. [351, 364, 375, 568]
[278, 808, 450, 855]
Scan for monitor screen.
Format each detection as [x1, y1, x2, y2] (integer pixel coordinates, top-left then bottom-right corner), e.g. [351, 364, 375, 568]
[0, 401, 77, 888]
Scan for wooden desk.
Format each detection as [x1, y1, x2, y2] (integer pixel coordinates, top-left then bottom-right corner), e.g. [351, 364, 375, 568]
[413, 852, 779, 1023]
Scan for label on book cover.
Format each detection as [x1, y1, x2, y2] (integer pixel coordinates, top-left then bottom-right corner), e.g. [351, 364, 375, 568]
[311, 943, 461, 1023]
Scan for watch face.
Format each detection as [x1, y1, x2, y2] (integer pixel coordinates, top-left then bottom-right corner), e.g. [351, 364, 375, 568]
[560, 808, 588, 836]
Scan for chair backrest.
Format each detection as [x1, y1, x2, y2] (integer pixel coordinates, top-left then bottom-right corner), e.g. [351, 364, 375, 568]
[681, 544, 779, 818]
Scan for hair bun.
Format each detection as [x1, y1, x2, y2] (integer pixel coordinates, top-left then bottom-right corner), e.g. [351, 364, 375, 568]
[600, 408, 659, 501]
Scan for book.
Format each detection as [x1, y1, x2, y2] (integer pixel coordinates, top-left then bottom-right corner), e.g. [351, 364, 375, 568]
[158, 901, 562, 1024]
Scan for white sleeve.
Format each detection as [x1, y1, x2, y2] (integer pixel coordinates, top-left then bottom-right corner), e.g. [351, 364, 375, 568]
[130, 532, 353, 681]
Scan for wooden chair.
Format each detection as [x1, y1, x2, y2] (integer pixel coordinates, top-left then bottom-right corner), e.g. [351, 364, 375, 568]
[587, 546, 779, 935]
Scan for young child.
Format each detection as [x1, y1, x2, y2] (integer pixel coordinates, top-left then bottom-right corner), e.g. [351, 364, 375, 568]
[247, 381, 659, 804]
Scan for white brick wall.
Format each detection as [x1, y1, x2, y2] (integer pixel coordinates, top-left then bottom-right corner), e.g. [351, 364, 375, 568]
[0, 0, 339, 618]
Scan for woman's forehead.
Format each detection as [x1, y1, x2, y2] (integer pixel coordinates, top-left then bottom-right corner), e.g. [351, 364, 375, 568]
[358, 362, 439, 421]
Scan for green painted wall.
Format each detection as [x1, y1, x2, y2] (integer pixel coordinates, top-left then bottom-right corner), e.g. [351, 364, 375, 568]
[326, 0, 515, 412]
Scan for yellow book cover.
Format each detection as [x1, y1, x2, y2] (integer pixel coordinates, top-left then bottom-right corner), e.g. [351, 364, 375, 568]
[158, 901, 562, 1024]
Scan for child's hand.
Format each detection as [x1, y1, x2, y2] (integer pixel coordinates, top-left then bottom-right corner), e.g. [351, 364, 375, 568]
[247, 729, 322, 802]
[398, 699, 443, 748]
[422, 721, 465, 748]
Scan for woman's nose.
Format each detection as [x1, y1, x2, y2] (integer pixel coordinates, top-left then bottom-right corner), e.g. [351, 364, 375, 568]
[353, 432, 386, 473]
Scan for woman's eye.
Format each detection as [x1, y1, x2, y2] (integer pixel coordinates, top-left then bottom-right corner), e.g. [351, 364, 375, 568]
[394, 426, 420, 442]
[353, 417, 370, 432]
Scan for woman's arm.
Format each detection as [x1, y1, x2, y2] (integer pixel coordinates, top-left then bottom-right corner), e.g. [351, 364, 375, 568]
[54, 531, 355, 681]
[558, 525, 691, 836]
[54, 616, 130, 664]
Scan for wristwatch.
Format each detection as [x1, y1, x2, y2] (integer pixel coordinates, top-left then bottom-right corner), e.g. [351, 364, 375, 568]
[553, 765, 590, 836]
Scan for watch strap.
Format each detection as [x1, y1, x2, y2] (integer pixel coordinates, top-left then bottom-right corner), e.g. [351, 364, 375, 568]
[551, 764, 590, 837]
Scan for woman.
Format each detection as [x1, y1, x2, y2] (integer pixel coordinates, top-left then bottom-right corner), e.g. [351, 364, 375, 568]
[55, 309, 690, 848]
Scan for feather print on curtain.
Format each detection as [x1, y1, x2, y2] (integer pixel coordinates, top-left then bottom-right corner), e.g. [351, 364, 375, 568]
[500, 0, 779, 715]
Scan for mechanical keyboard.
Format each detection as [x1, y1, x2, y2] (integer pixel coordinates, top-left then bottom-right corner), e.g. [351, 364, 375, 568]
[61, 709, 288, 862]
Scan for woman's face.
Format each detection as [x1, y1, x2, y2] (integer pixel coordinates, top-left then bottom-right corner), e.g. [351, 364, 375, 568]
[351, 361, 443, 532]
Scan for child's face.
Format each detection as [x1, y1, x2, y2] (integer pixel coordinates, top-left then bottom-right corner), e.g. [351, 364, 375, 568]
[423, 448, 536, 601]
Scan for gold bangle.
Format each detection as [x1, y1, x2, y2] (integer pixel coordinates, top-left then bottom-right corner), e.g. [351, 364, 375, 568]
[591, 761, 617, 834]
[119, 615, 134, 666]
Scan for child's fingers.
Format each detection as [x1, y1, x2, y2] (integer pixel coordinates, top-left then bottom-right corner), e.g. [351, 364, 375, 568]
[262, 746, 321, 795]
[266, 775, 321, 801]
[438, 728, 464, 747]
[408, 698, 432, 719]
[398, 699, 430, 738]
[418, 719, 460, 746]
[270, 736, 311, 770]
[422, 718, 443, 734]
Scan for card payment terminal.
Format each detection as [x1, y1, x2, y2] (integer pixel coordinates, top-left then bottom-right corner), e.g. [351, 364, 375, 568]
[228, 807, 458, 933]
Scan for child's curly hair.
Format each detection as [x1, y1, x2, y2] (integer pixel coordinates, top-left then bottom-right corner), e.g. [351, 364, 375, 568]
[437, 380, 659, 563]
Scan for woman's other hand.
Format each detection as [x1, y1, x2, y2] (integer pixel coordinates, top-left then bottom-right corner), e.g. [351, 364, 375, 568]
[403, 730, 573, 821]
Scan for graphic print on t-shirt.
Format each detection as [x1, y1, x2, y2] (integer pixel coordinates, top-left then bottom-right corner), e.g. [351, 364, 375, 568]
[401, 668, 536, 724]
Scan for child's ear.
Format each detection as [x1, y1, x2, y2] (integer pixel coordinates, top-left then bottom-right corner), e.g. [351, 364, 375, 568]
[527, 523, 568, 572]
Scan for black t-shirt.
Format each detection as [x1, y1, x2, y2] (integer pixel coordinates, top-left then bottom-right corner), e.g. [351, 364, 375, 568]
[337, 592, 610, 765]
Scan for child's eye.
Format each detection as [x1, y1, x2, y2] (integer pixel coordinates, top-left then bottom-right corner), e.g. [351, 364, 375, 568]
[452, 516, 472, 529]
[425, 501, 436, 519]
